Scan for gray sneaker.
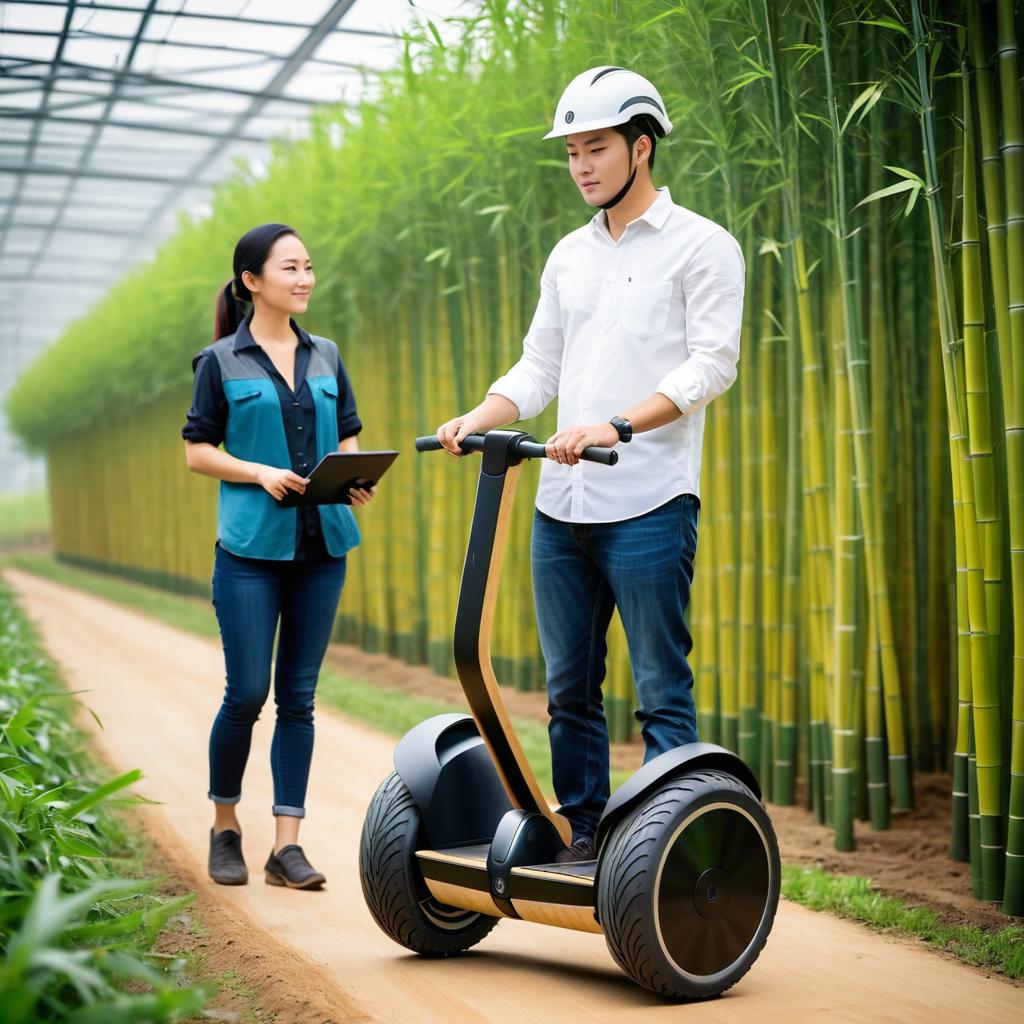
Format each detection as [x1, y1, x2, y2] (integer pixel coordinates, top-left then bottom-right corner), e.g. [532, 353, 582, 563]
[208, 828, 248, 885]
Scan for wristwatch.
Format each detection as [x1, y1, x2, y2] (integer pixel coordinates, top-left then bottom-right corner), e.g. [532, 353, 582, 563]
[609, 416, 633, 444]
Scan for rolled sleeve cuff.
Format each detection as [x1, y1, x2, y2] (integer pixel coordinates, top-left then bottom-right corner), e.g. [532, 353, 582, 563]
[656, 371, 706, 416]
[488, 372, 540, 422]
[657, 360, 737, 417]
[338, 415, 362, 440]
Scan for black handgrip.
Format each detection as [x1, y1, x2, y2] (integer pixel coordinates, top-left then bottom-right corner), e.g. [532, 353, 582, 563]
[515, 438, 618, 466]
[415, 433, 487, 454]
[416, 432, 616, 465]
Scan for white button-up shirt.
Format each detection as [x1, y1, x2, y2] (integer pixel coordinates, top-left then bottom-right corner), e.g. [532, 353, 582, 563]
[488, 187, 744, 524]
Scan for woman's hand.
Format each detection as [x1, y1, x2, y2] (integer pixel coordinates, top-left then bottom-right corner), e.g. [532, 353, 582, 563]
[437, 413, 480, 456]
[348, 482, 377, 507]
[255, 466, 308, 500]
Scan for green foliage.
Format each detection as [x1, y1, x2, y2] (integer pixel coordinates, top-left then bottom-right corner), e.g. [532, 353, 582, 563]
[782, 866, 1024, 979]
[0, 493, 50, 542]
[0, 580, 210, 1021]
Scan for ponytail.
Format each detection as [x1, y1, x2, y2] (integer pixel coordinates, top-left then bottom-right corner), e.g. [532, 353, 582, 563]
[213, 278, 244, 341]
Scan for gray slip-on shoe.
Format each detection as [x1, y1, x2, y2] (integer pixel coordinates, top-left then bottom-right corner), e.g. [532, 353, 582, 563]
[208, 828, 248, 885]
[264, 844, 326, 890]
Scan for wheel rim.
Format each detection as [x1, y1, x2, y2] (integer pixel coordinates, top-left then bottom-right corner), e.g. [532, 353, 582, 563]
[654, 801, 772, 980]
[418, 894, 481, 930]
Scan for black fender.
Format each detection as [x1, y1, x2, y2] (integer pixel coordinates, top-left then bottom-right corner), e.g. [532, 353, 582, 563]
[393, 713, 513, 849]
[595, 742, 761, 854]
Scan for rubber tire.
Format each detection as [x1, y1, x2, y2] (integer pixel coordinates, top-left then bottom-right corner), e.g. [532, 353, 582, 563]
[597, 768, 780, 1000]
[359, 771, 499, 956]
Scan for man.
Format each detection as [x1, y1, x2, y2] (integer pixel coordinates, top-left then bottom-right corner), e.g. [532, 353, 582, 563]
[437, 66, 744, 862]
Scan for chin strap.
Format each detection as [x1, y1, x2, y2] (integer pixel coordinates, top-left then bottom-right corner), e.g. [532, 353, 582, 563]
[599, 153, 638, 210]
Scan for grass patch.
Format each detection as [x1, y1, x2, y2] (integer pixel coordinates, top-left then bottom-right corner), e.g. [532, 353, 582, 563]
[0, 577, 211, 1021]
[8, 554, 218, 639]
[782, 865, 1024, 979]
[0, 492, 49, 543]
[9, 555, 1021, 980]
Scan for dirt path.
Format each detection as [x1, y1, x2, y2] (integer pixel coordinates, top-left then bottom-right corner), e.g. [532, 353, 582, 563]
[7, 567, 1021, 1024]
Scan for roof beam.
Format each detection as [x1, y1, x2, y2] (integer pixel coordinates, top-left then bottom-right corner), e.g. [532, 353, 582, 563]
[124, 0, 360, 262]
[0, 162, 216, 186]
[2, 61, 329, 105]
[0, 0, 77, 258]
[0, 110, 272, 143]
[0, 28, 382, 70]
[9, 2, 398, 37]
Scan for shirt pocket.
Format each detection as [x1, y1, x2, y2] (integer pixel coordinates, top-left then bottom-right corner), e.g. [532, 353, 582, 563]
[225, 385, 265, 412]
[619, 279, 674, 337]
[318, 382, 338, 401]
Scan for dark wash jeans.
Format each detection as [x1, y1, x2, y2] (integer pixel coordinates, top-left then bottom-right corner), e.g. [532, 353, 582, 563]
[531, 494, 700, 841]
[208, 542, 346, 818]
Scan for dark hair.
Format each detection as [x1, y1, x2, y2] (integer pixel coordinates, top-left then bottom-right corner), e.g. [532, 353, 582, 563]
[213, 222, 301, 341]
[612, 114, 660, 171]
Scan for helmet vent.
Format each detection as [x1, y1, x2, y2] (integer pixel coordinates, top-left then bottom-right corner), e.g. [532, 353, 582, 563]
[591, 66, 626, 86]
[565, 110, 575, 123]
[618, 94, 665, 115]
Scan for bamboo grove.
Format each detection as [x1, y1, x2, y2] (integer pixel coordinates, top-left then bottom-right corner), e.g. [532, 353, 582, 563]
[6, 1, 1023, 914]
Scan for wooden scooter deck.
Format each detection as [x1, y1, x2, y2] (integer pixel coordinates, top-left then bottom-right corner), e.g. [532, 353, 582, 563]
[416, 845, 602, 934]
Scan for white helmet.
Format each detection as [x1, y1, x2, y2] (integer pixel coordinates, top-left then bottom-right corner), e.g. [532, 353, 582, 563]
[544, 66, 673, 140]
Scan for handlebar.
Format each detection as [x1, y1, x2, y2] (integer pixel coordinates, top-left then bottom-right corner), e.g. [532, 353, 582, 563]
[415, 432, 618, 467]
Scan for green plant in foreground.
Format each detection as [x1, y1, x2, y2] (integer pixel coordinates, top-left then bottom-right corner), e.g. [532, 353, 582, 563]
[0, 581, 210, 1022]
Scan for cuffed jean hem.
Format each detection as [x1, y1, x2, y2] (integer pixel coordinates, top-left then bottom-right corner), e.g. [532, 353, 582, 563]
[272, 804, 305, 818]
[209, 791, 241, 805]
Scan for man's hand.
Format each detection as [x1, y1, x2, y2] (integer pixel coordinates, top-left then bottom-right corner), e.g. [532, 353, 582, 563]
[437, 413, 481, 456]
[256, 466, 308, 500]
[545, 422, 619, 466]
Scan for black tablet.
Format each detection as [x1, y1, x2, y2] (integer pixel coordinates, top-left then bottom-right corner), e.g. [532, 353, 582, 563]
[277, 450, 399, 507]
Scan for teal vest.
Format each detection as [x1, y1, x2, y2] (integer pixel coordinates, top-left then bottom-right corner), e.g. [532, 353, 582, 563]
[208, 332, 361, 561]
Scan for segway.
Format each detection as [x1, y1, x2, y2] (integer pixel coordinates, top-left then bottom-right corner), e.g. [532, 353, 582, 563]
[359, 430, 780, 1000]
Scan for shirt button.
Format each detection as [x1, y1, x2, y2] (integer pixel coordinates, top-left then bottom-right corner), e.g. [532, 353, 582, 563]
[296, 425, 303, 431]
[292, 401, 299, 407]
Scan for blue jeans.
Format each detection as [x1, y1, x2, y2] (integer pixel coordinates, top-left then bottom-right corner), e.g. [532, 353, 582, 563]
[208, 542, 346, 817]
[531, 495, 700, 840]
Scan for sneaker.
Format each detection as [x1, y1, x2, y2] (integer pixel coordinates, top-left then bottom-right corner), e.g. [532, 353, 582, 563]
[208, 828, 248, 885]
[555, 835, 596, 864]
[264, 845, 326, 890]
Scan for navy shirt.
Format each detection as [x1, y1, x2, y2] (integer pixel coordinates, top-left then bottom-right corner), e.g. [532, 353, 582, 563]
[182, 311, 362, 561]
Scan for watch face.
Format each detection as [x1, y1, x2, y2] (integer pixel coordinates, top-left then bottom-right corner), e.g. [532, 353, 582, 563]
[611, 417, 631, 441]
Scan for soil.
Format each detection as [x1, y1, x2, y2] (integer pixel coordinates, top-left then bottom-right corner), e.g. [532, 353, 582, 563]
[6, 567, 1023, 1024]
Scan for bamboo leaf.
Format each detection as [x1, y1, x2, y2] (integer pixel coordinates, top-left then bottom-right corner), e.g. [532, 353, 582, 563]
[840, 82, 886, 136]
[426, 20, 445, 50]
[636, 5, 684, 30]
[862, 16, 911, 39]
[884, 164, 926, 184]
[854, 178, 919, 209]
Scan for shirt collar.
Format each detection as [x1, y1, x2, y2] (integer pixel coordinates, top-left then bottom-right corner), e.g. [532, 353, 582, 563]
[589, 185, 674, 239]
[233, 309, 312, 352]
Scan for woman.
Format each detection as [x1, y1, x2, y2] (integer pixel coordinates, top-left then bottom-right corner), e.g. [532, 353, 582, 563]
[182, 223, 374, 890]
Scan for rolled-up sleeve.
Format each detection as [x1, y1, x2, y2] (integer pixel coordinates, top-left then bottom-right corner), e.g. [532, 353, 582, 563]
[488, 252, 564, 420]
[182, 350, 227, 445]
[656, 229, 744, 416]
[336, 357, 362, 440]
